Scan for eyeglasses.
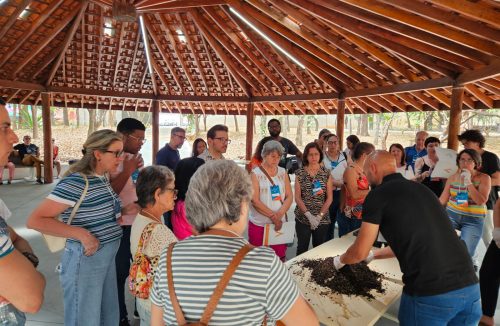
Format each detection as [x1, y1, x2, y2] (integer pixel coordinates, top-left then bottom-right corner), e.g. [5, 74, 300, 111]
[128, 134, 147, 144]
[104, 150, 124, 158]
[459, 158, 474, 163]
[174, 134, 186, 140]
[327, 141, 338, 144]
[166, 187, 178, 196]
[213, 137, 231, 144]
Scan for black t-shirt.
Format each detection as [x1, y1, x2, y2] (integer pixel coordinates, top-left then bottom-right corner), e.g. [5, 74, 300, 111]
[480, 150, 499, 209]
[13, 143, 38, 160]
[362, 173, 477, 296]
[277, 137, 300, 168]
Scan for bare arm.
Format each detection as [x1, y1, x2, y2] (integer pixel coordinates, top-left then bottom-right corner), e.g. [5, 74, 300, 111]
[294, 177, 308, 214]
[151, 304, 165, 326]
[250, 173, 275, 218]
[344, 168, 369, 200]
[8, 227, 33, 254]
[319, 175, 333, 216]
[279, 295, 319, 326]
[373, 246, 396, 259]
[439, 177, 453, 206]
[340, 222, 379, 264]
[0, 250, 45, 313]
[277, 173, 293, 218]
[466, 173, 491, 205]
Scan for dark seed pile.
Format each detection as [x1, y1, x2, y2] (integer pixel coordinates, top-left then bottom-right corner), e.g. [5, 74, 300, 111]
[297, 257, 385, 300]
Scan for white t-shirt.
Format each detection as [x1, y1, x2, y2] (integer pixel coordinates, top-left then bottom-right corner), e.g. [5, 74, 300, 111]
[130, 213, 177, 259]
[249, 166, 288, 226]
[397, 165, 415, 180]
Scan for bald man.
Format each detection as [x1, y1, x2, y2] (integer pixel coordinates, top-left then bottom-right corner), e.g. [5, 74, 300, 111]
[404, 130, 428, 170]
[332, 150, 480, 325]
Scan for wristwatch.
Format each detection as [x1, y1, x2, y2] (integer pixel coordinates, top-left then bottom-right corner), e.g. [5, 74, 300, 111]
[22, 252, 39, 268]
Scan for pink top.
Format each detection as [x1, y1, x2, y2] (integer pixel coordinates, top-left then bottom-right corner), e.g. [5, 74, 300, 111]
[110, 154, 137, 226]
[171, 200, 194, 240]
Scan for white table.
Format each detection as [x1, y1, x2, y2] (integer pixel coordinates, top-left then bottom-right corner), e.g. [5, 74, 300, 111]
[286, 234, 403, 326]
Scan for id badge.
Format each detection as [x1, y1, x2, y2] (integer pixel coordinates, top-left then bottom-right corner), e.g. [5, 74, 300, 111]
[331, 161, 339, 169]
[270, 185, 281, 201]
[456, 192, 468, 207]
[312, 180, 323, 196]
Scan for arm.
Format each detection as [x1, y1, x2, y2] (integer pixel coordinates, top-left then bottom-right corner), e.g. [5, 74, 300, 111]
[250, 173, 275, 219]
[0, 250, 45, 313]
[343, 168, 369, 200]
[319, 175, 333, 216]
[490, 171, 500, 187]
[439, 177, 452, 206]
[340, 222, 379, 264]
[151, 304, 165, 326]
[294, 177, 308, 214]
[276, 173, 293, 218]
[467, 173, 491, 205]
[373, 246, 396, 260]
[280, 295, 319, 326]
[8, 227, 33, 254]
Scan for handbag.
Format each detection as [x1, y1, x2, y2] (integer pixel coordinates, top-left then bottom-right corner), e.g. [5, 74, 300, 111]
[259, 166, 295, 246]
[128, 222, 159, 299]
[43, 174, 88, 253]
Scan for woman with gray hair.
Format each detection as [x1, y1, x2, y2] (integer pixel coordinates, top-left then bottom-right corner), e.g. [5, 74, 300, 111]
[249, 140, 293, 261]
[129, 165, 177, 325]
[150, 160, 318, 326]
[27, 129, 129, 325]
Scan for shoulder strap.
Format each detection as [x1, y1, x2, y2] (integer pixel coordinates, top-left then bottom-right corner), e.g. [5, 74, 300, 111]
[259, 166, 276, 186]
[66, 174, 89, 226]
[137, 222, 157, 255]
[166, 243, 254, 326]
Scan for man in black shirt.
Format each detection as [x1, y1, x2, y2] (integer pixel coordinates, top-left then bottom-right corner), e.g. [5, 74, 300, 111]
[13, 135, 44, 184]
[266, 119, 302, 169]
[333, 151, 480, 325]
[458, 129, 500, 248]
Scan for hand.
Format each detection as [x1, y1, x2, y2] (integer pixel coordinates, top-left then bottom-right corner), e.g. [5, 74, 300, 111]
[122, 154, 142, 174]
[493, 228, 500, 248]
[364, 250, 374, 264]
[305, 212, 319, 230]
[420, 171, 430, 179]
[333, 255, 345, 271]
[460, 169, 472, 186]
[274, 219, 283, 232]
[79, 229, 100, 256]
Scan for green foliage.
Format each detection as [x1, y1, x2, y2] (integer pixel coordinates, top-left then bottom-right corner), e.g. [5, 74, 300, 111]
[19, 106, 42, 130]
[186, 114, 195, 134]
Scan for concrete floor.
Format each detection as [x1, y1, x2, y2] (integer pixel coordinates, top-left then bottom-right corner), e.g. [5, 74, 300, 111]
[0, 178, 497, 325]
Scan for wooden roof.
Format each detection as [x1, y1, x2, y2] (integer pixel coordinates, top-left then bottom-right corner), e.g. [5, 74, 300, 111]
[0, 0, 499, 115]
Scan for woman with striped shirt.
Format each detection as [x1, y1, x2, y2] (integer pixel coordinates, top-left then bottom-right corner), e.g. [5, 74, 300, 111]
[27, 130, 132, 326]
[151, 160, 318, 326]
[440, 149, 491, 257]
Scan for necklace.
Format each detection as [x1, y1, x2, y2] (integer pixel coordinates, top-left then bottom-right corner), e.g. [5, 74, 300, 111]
[207, 228, 241, 238]
[141, 210, 162, 223]
[261, 164, 278, 176]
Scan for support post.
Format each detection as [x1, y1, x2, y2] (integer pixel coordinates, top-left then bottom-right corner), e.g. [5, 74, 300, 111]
[447, 86, 464, 150]
[152, 100, 160, 164]
[42, 93, 53, 184]
[336, 98, 346, 150]
[245, 101, 254, 172]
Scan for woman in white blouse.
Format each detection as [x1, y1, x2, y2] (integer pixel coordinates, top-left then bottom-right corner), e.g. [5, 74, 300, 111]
[390, 143, 415, 180]
[130, 165, 177, 325]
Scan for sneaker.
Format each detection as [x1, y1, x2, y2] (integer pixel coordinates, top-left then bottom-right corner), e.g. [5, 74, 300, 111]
[36, 178, 43, 184]
[119, 318, 131, 326]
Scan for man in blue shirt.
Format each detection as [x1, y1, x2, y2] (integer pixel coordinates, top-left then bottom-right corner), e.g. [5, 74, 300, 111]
[404, 131, 428, 170]
[156, 127, 186, 171]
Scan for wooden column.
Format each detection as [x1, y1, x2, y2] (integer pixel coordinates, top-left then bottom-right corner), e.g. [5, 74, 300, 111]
[152, 100, 159, 164]
[41, 93, 53, 184]
[447, 86, 464, 150]
[245, 101, 254, 172]
[336, 98, 346, 150]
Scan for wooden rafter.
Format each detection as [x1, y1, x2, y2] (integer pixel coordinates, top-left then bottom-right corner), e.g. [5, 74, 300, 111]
[140, 15, 159, 96]
[0, 0, 32, 40]
[112, 22, 126, 88]
[137, 0, 225, 10]
[426, 0, 500, 28]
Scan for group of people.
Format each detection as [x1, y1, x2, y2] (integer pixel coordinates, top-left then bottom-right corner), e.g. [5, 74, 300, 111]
[0, 95, 499, 326]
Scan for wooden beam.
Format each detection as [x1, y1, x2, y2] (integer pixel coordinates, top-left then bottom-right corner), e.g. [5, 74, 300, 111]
[152, 99, 160, 163]
[112, 22, 126, 88]
[137, 0, 225, 10]
[42, 93, 53, 183]
[447, 87, 464, 150]
[0, 79, 46, 91]
[455, 59, 500, 86]
[6, 90, 20, 103]
[200, 35, 223, 94]
[336, 98, 346, 149]
[0, 0, 31, 40]
[345, 77, 453, 98]
[140, 15, 159, 96]
[465, 84, 493, 108]
[19, 91, 34, 104]
[46, 1, 89, 86]
[245, 101, 254, 171]
[427, 0, 500, 29]
[12, 3, 83, 76]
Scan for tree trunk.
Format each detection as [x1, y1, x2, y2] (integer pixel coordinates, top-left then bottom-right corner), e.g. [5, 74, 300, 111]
[296, 116, 305, 147]
[223, 115, 227, 126]
[63, 107, 70, 126]
[282, 116, 288, 137]
[50, 108, 55, 125]
[203, 114, 207, 131]
[88, 109, 96, 136]
[312, 116, 319, 131]
[405, 112, 412, 129]
[306, 116, 312, 135]
[194, 114, 200, 137]
[286, 116, 290, 132]
[373, 114, 381, 145]
[253, 116, 256, 135]
[348, 116, 353, 135]
[233, 115, 239, 132]
[76, 109, 80, 127]
[108, 110, 116, 128]
[31, 106, 39, 139]
[381, 114, 395, 150]
[12, 105, 17, 130]
[424, 112, 433, 131]
[356, 115, 361, 134]
[259, 116, 267, 137]
[18, 105, 25, 127]
[95, 110, 107, 129]
[360, 115, 369, 136]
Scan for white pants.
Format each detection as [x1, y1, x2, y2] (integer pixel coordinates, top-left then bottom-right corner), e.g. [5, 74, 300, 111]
[482, 210, 494, 246]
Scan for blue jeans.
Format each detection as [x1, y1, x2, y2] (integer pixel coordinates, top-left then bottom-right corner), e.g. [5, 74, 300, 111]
[60, 240, 120, 326]
[136, 298, 151, 326]
[447, 210, 484, 257]
[326, 190, 341, 241]
[337, 212, 362, 238]
[0, 304, 26, 325]
[399, 284, 481, 326]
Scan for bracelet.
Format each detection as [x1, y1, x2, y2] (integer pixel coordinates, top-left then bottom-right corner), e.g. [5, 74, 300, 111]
[22, 252, 39, 268]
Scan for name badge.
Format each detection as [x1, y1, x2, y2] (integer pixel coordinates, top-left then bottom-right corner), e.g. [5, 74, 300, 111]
[270, 185, 281, 201]
[312, 180, 323, 196]
[456, 192, 468, 207]
[331, 161, 339, 169]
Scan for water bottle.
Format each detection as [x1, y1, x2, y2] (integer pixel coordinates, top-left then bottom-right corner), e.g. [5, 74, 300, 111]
[131, 169, 140, 184]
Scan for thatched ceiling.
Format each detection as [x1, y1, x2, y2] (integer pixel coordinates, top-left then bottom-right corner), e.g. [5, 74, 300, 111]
[0, 0, 499, 115]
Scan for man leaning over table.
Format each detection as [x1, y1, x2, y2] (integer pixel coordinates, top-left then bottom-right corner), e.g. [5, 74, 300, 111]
[331, 150, 480, 326]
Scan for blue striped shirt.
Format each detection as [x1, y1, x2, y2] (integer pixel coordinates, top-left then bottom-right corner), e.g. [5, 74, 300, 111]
[150, 235, 299, 325]
[0, 216, 13, 258]
[48, 173, 123, 244]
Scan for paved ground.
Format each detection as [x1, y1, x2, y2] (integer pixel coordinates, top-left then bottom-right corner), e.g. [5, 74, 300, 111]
[0, 176, 497, 325]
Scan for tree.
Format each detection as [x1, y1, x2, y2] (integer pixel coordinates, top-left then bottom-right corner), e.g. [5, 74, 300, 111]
[380, 113, 395, 150]
[87, 109, 96, 136]
[233, 115, 239, 132]
[296, 116, 305, 146]
[359, 115, 369, 136]
[31, 106, 39, 139]
[203, 114, 207, 131]
[63, 108, 70, 126]
[12, 105, 17, 130]
[259, 115, 267, 137]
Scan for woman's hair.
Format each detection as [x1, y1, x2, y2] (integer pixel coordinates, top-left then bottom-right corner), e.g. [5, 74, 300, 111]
[191, 138, 207, 157]
[456, 149, 482, 170]
[136, 165, 175, 208]
[174, 157, 205, 201]
[253, 136, 272, 162]
[302, 142, 323, 167]
[64, 129, 122, 177]
[457, 129, 485, 148]
[389, 143, 406, 166]
[424, 136, 441, 147]
[318, 129, 331, 140]
[352, 142, 375, 161]
[261, 140, 284, 159]
[346, 135, 360, 147]
[185, 160, 253, 233]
